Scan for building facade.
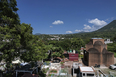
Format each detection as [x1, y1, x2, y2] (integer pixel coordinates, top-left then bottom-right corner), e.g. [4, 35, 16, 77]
[84, 38, 114, 67]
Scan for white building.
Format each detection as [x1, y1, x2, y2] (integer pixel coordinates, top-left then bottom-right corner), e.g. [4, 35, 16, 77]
[79, 66, 96, 77]
[104, 39, 113, 44]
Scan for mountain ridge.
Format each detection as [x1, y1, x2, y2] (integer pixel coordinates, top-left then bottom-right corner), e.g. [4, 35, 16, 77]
[96, 20, 116, 32]
[36, 20, 116, 39]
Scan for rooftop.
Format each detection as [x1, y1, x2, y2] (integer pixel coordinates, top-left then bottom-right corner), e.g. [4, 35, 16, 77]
[91, 38, 102, 39]
[79, 66, 95, 72]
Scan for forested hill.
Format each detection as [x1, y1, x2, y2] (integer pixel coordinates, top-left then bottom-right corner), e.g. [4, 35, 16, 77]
[36, 20, 116, 40]
[96, 20, 116, 32]
[72, 20, 116, 39]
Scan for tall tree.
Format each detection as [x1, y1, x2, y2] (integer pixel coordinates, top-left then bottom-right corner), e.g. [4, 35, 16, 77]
[0, 0, 21, 63]
[0, 0, 20, 27]
[20, 35, 48, 62]
[71, 38, 85, 50]
[51, 46, 64, 58]
[60, 39, 71, 51]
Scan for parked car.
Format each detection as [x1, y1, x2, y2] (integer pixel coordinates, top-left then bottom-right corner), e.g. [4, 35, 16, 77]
[109, 64, 116, 70]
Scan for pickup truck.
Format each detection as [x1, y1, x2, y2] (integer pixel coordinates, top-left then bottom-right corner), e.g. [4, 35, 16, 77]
[109, 64, 116, 70]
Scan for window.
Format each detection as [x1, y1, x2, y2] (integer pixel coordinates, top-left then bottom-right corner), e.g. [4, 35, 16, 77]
[87, 74, 94, 76]
[74, 69, 78, 73]
[83, 73, 85, 76]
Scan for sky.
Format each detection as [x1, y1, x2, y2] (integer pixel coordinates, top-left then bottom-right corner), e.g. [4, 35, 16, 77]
[16, 0, 116, 34]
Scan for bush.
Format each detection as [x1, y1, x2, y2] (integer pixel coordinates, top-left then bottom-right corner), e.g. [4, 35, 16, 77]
[42, 67, 49, 74]
[79, 54, 83, 58]
[50, 70, 57, 73]
[42, 68, 47, 73]
[48, 74, 54, 76]
[45, 61, 50, 65]
[60, 62, 64, 65]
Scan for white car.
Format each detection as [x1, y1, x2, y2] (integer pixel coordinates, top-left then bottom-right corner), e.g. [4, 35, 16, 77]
[110, 64, 116, 70]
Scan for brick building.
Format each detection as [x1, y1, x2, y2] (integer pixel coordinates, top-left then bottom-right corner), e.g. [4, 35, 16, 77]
[84, 38, 114, 67]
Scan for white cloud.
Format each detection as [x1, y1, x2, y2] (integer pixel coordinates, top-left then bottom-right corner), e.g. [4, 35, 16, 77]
[88, 18, 107, 27]
[88, 18, 108, 31]
[50, 26, 53, 28]
[52, 20, 64, 25]
[83, 24, 91, 30]
[75, 29, 82, 32]
[66, 31, 73, 33]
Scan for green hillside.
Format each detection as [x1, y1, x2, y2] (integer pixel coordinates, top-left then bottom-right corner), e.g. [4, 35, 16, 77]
[64, 20, 116, 39]
[36, 20, 116, 40]
[96, 20, 116, 32]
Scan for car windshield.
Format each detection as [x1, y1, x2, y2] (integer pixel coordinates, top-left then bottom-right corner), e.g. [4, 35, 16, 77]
[114, 64, 116, 66]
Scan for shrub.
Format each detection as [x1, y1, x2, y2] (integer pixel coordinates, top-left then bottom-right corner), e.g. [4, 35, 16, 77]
[48, 74, 54, 76]
[42, 68, 47, 73]
[114, 52, 116, 57]
[45, 61, 50, 65]
[50, 70, 57, 73]
[60, 62, 64, 65]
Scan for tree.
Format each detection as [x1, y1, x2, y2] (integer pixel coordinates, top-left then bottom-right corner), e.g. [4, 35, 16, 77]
[107, 36, 116, 53]
[59, 39, 71, 51]
[51, 46, 64, 58]
[51, 52, 61, 58]
[0, 0, 20, 27]
[20, 35, 48, 62]
[107, 43, 116, 52]
[0, 0, 48, 64]
[113, 36, 116, 43]
[0, 0, 21, 63]
[71, 38, 85, 50]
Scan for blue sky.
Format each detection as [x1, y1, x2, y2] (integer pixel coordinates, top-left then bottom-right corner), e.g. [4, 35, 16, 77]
[16, 0, 116, 34]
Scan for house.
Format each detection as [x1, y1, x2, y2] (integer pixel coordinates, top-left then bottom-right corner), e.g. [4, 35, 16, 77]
[69, 53, 78, 61]
[84, 38, 114, 67]
[104, 39, 113, 44]
[63, 51, 78, 61]
[79, 66, 95, 77]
